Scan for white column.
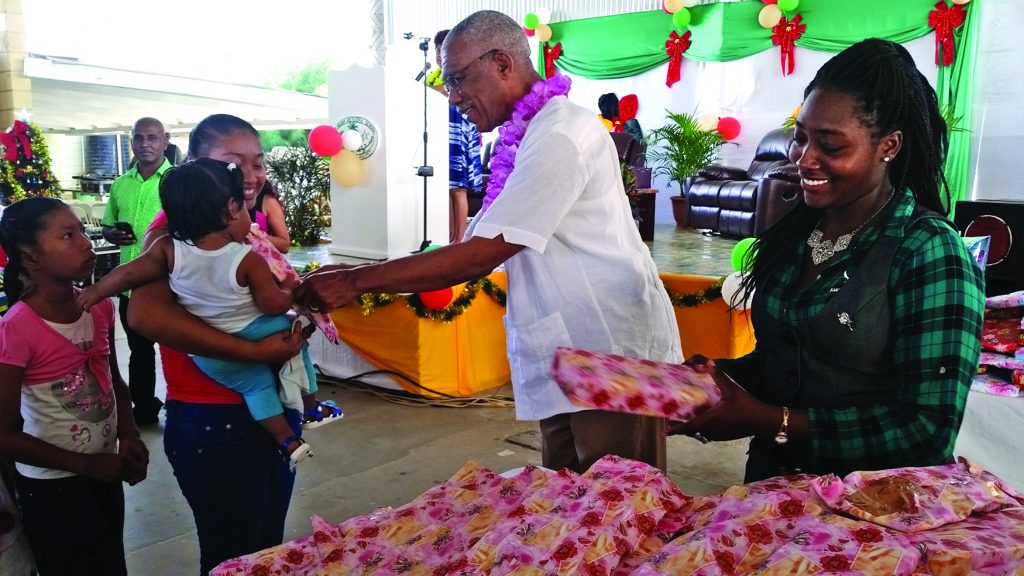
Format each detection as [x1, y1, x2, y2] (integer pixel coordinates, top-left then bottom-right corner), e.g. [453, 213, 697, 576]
[327, 43, 449, 259]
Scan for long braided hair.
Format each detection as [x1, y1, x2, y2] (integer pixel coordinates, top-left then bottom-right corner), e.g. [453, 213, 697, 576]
[0, 196, 67, 306]
[737, 38, 949, 304]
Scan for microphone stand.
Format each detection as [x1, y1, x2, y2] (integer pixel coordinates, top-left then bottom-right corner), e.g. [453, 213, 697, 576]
[414, 36, 434, 252]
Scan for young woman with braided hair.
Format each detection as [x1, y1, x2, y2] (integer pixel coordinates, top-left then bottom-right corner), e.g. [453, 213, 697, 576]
[668, 38, 985, 482]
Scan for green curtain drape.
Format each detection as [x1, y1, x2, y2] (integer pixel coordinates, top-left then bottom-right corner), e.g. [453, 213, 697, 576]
[537, 0, 978, 204]
[540, 0, 941, 78]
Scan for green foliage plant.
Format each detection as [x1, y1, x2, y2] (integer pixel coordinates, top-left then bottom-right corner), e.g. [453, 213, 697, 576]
[646, 110, 726, 190]
[265, 146, 331, 246]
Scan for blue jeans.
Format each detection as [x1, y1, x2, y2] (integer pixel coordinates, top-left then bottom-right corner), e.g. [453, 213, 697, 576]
[164, 400, 300, 576]
[193, 315, 318, 421]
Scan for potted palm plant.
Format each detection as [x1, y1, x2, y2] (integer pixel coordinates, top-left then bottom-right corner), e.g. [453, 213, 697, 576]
[646, 111, 726, 227]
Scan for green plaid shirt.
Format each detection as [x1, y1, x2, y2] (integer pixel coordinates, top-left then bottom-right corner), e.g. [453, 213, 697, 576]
[753, 189, 984, 472]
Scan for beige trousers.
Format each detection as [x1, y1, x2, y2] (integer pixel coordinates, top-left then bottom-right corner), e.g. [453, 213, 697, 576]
[538, 410, 666, 473]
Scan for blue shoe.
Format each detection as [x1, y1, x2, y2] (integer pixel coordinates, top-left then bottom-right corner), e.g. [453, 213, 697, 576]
[302, 399, 344, 430]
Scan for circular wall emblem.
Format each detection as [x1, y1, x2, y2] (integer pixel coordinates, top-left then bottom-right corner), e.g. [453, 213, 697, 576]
[335, 116, 379, 160]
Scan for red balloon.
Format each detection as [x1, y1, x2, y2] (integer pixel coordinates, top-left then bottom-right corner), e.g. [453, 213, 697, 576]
[308, 125, 343, 157]
[717, 117, 742, 141]
[763, 0, 779, 3]
[419, 287, 454, 310]
[524, 26, 535, 37]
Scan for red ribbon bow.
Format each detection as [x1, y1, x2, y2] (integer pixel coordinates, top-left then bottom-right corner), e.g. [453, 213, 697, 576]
[0, 120, 33, 162]
[543, 42, 562, 78]
[772, 15, 806, 76]
[665, 30, 692, 88]
[612, 95, 638, 133]
[928, 2, 966, 67]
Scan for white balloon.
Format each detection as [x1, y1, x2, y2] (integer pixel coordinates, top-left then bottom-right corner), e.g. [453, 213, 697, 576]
[341, 130, 363, 151]
[534, 7, 552, 24]
[720, 272, 753, 310]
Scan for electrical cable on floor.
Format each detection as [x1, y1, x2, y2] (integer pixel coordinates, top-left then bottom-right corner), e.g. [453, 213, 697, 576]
[315, 367, 516, 408]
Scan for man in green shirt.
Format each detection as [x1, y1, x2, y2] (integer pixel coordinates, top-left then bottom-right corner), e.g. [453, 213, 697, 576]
[102, 117, 171, 425]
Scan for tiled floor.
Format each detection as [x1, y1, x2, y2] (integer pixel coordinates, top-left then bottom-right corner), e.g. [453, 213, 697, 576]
[110, 224, 746, 575]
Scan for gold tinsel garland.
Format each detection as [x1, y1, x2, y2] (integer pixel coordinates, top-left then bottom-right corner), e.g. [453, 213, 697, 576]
[356, 277, 507, 322]
[352, 276, 723, 322]
[665, 278, 725, 308]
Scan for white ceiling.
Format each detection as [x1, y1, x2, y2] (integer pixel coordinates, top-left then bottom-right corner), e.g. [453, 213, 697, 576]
[24, 55, 328, 135]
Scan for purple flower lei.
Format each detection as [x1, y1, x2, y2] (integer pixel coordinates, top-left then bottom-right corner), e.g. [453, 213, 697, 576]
[479, 74, 572, 214]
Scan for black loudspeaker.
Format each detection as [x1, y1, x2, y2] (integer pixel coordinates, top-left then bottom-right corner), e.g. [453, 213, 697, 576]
[954, 200, 1024, 295]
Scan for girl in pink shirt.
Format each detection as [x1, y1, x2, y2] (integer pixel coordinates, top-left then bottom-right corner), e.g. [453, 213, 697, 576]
[0, 197, 148, 576]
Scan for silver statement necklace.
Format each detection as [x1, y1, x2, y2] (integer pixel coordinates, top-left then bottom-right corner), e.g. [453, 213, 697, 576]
[806, 188, 895, 266]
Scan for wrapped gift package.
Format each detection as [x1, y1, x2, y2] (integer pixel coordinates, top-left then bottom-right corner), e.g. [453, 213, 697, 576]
[551, 347, 723, 421]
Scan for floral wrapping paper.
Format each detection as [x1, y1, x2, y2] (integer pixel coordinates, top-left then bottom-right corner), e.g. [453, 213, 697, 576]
[810, 462, 1023, 534]
[981, 317, 1022, 354]
[551, 347, 722, 421]
[971, 372, 1024, 397]
[986, 291, 1024, 309]
[213, 460, 1024, 576]
[906, 507, 1024, 576]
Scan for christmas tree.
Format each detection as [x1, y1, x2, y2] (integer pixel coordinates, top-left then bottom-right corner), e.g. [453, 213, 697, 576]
[0, 119, 61, 204]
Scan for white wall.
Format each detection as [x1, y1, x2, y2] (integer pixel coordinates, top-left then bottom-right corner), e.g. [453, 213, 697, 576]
[968, 0, 1024, 201]
[42, 133, 84, 191]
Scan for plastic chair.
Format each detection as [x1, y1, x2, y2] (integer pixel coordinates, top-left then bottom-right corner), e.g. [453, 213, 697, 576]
[68, 202, 92, 224]
[90, 202, 107, 227]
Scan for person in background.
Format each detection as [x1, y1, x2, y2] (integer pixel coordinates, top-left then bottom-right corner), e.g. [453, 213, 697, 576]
[432, 28, 483, 243]
[668, 38, 985, 482]
[598, 93, 643, 141]
[0, 197, 148, 576]
[102, 117, 170, 426]
[126, 114, 309, 576]
[298, 11, 681, 474]
[250, 180, 291, 253]
[164, 133, 185, 166]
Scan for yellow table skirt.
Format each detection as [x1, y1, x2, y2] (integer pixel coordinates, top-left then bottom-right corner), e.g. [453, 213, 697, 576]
[330, 274, 512, 397]
[660, 273, 756, 361]
[330, 273, 755, 397]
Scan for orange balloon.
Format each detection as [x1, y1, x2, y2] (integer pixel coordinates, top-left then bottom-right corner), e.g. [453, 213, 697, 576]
[329, 149, 365, 187]
[535, 24, 552, 42]
[758, 4, 782, 28]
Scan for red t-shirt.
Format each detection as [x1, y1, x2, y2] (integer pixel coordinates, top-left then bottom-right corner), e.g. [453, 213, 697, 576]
[148, 211, 242, 404]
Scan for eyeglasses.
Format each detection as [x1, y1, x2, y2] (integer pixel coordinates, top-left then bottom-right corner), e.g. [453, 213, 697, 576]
[442, 49, 498, 93]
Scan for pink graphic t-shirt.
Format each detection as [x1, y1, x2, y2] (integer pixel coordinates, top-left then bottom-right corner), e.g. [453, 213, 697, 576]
[0, 298, 118, 479]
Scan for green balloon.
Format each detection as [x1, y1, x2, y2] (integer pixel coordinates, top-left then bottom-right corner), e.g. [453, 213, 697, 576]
[524, 12, 540, 30]
[423, 243, 442, 252]
[731, 237, 757, 272]
[672, 7, 691, 30]
[777, 0, 799, 12]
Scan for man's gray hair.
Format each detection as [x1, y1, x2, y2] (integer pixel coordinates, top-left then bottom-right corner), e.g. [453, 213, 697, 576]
[133, 117, 166, 135]
[446, 10, 531, 66]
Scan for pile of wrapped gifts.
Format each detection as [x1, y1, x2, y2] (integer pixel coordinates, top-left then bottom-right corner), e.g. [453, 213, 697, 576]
[975, 291, 1024, 396]
[212, 456, 1024, 575]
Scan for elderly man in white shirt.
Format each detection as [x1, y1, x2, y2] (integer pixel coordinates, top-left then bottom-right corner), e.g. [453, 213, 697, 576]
[297, 9, 682, 473]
